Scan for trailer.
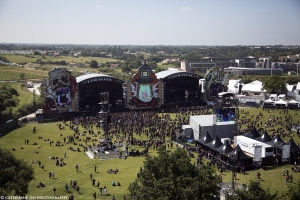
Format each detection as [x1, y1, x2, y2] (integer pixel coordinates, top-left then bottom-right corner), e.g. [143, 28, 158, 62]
[278, 94, 286, 101]
[236, 135, 273, 159]
[269, 94, 277, 101]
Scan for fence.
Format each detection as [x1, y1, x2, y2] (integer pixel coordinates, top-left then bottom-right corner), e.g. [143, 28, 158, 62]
[87, 148, 123, 160]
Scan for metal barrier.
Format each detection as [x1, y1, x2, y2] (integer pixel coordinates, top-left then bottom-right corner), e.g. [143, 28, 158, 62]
[87, 148, 123, 160]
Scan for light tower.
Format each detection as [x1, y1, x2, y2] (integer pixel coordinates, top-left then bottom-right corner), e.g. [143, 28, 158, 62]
[98, 92, 110, 137]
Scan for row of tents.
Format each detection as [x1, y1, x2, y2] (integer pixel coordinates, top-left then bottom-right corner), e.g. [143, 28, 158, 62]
[195, 132, 253, 164]
[195, 127, 300, 164]
[263, 99, 299, 108]
[243, 127, 300, 154]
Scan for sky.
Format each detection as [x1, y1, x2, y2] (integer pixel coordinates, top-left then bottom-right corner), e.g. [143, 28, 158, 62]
[0, 0, 299, 46]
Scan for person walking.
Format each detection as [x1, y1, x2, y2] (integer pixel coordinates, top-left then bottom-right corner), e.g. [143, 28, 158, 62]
[93, 192, 96, 200]
[76, 164, 78, 171]
[104, 186, 107, 195]
[94, 165, 97, 172]
[52, 187, 56, 195]
[65, 183, 68, 193]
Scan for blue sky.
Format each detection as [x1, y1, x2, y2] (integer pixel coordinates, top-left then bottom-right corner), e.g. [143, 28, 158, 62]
[0, 0, 299, 45]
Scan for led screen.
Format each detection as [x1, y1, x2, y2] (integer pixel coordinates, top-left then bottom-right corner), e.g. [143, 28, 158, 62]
[138, 84, 152, 103]
[216, 108, 235, 122]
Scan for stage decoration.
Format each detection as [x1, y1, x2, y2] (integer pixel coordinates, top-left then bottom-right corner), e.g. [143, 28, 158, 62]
[41, 68, 77, 113]
[127, 63, 161, 108]
[204, 67, 229, 103]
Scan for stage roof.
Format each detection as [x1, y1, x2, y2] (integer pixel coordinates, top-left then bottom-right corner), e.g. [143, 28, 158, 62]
[155, 70, 202, 80]
[76, 73, 124, 84]
[190, 115, 236, 126]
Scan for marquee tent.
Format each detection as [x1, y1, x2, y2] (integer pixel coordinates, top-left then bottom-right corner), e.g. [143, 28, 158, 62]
[289, 138, 300, 153]
[228, 145, 253, 162]
[287, 100, 299, 105]
[263, 99, 275, 104]
[255, 131, 272, 143]
[275, 99, 288, 106]
[244, 127, 261, 139]
[215, 140, 234, 154]
[195, 131, 213, 145]
[206, 135, 223, 150]
[242, 80, 266, 93]
[270, 134, 285, 145]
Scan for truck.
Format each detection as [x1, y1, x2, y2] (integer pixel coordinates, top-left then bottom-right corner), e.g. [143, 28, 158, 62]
[27, 82, 33, 88]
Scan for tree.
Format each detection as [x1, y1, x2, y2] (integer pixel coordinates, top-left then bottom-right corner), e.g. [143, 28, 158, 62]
[33, 50, 41, 55]
[229, 180, 278, 200]
[0, 147, 34, 196]
[282, 180, 300, 200]
[262, 75, 286, 94]
[128, 147, 220, 200]
[19, 73, 25, 81]
[90, 60, 99, 68]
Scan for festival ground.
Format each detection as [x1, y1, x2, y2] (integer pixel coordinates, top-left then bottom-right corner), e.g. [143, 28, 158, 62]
[1, 107, 300, 199]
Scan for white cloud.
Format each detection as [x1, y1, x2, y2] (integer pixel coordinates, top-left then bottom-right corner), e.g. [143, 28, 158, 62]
[179, 7, 193, 12]
[96, 5, 101, 9]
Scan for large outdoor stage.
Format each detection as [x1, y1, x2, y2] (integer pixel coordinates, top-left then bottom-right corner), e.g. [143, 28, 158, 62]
[76, 74, 124, 112]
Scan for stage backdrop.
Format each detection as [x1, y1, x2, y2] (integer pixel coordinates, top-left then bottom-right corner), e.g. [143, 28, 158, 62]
[127, 63, 162, 109]
[41, 68, 77, 113]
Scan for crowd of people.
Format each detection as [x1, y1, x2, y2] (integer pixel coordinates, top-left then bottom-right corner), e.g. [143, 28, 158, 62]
[25, 104, 300, 199]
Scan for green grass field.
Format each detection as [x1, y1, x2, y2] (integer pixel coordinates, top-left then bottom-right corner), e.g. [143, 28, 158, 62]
[0, 54, 119, 65]
[0, 82, 38, 113]
[0, 122, 149, 200]
[1, 107, 300, 199]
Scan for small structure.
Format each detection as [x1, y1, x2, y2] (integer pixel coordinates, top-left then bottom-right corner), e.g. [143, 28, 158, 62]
[275, 99, 288, 108]
[190, 114, 237, 140]
[287, 100, 299, 109]
[269, 94, 277, 101]
[278, 94, 286, 101]
[263, 99, 275, 108]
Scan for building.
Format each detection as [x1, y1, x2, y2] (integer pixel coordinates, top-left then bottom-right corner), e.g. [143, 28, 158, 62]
[258, 56, 271, 63]
[189, 114, 237, 140]
[225, 67, 283, 76]
[181, 57, 257, 73]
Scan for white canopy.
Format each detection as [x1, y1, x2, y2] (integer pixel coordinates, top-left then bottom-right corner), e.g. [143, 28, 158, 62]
[287, 100, 299, 105]
[275, 99, 287, 105]
[242, 80, 266, 93]
[264, 99, 275, 103]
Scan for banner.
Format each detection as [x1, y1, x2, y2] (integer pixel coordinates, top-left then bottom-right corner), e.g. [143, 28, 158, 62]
[282, 145, 290, 159]
[254, 146, 262, 162]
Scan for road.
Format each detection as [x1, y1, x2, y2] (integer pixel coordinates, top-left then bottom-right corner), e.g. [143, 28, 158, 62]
[27, 83, 42, 95]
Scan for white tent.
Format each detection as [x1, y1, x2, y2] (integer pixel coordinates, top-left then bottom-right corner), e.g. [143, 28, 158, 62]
[227, 79, 243, 93]
[287, 100, 299, 105]
[263, 99, 275, 106]
[242, 80, 266, 93]
[275, 99, 288, 106]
